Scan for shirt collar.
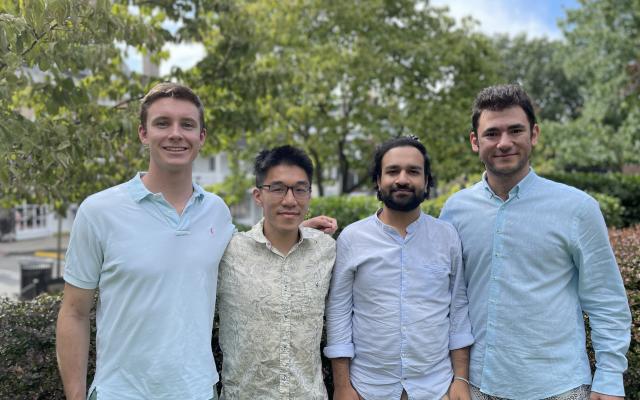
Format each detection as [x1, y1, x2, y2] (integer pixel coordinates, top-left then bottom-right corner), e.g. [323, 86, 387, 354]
[374, 208, 425, 235]
[246, 218, 309, 246]
[481, 168, 538, 200]
[127, 172, 206, 203]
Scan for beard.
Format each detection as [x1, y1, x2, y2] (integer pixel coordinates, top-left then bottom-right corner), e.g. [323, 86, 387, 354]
[378, 184, 426, 212]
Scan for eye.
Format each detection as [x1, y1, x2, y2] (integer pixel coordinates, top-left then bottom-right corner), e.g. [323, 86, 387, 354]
[293, 185, 310, 195]
[155, 120, 169, 128]
[269, 184, 286, 194]
[182, 121, 196, 129]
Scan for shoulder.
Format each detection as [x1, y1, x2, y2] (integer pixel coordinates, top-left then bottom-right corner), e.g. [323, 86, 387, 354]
[534, 176, 596, 206]
[77, 182, 129, 215]
[340, 215, 376, 238]
[302, 227, 336, 249]
[422, 213, 460, 241]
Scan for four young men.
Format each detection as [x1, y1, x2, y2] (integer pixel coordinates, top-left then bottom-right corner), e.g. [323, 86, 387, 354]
[56, 82, 631, 400]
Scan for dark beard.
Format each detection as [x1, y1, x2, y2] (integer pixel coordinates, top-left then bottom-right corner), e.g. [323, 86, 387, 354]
[378, 186, 426, 212]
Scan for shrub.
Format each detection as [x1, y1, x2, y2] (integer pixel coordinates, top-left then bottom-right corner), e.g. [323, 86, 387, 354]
[587, 191, 625, 228]
[610, 225, 640, 398]
[542, 172, 640, 226]
[0, 293, 96, 400]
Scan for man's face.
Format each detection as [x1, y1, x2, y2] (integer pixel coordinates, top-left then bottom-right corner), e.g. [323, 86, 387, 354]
[138, 97, 205, 174]
[377, 146, 427, 212]
[471, 106, 539, 181]
[254, 164, 311, 236]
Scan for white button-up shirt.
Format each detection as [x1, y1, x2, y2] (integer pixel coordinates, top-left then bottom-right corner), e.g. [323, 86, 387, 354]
[217, 220, 336, 400]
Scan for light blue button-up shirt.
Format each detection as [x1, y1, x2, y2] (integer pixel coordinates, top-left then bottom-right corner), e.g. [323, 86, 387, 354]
[324, 212, 474, 400]
[440, 170, 631, 399]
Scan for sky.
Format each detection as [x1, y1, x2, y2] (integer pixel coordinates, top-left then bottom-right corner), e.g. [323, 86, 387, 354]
[124, 0, 581, 75]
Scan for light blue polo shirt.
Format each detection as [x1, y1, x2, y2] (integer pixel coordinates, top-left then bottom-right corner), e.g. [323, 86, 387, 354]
[64, 173, 235, 400]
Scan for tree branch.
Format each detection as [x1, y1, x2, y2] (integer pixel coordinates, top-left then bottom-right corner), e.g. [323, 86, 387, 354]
[21, 23, 59, 58]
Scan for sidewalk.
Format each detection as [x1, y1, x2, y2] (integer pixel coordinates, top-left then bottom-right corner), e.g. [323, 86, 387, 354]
[0, 234, 69, 299]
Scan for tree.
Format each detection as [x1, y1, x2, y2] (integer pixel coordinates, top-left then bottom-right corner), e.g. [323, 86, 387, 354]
[554, 0, 640, 171]
[175, 0, 500, 195]
[0, 1, 170, 214]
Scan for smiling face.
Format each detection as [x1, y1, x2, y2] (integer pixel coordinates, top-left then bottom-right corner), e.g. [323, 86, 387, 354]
[377, 146, 428, 212]
[253, 164, 311, 237]
[471, 105, 539, 185]
[138, 97, 206, 175]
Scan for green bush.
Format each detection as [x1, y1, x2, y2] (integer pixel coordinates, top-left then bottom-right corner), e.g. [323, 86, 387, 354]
[610, 225, 640, 398]
[542, 172, 640, 226]
[587, 191, 625, 228]
[0, 293, 96, 400]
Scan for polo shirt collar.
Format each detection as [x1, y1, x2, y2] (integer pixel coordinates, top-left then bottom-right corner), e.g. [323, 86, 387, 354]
[127, 172, 206, 203]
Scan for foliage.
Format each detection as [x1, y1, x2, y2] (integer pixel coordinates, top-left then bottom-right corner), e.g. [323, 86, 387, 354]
[586, 191, 625, 228]
[176, 0, 499, 195]
[493, 34, 583, 123]
[542, 172, 640, 226]
[0, 293, 96, 400]
[556, 0, 640, 171]
[0, 0, 169, 215]
[609, 225, 640, 397]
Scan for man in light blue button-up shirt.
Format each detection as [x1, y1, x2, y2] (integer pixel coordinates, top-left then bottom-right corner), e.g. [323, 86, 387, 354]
[325, 137, 474, 400]
[440, 84, 631, 400]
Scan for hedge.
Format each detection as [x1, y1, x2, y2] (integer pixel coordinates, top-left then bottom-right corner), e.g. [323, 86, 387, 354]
[542, 172, 640, 226]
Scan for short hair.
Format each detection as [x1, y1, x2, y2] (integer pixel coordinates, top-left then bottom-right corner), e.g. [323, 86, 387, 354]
[254, 145, 314, 187]
[139, 82, 205, 131]
[471, 84, 537, 134]
[370, 136, 434, 198]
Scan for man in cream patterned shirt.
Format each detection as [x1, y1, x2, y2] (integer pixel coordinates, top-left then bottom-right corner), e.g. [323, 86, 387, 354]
[217, 145, 336, 400]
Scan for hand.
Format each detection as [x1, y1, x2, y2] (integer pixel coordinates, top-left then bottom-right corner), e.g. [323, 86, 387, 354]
[448, 378, 471, 400]
[590, 392, 624, 400]
[302, 215, 338, 234]
[333, 384, 361, 400]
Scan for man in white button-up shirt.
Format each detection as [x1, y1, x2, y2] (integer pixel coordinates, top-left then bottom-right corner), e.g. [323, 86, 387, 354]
[325, 137, 474, 400]
[217, 145, 336, 400]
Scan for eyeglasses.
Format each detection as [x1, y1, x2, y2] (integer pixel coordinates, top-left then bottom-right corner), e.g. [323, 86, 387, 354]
[258, 183, 311, 199]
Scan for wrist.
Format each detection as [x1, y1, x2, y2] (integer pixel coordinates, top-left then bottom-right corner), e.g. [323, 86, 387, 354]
[453, 376, 470, 385]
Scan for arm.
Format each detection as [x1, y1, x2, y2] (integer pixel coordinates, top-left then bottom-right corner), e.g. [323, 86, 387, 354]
[573, 197, 630, 398]
[56, 283, 95, 400]
[447, 228, 473, 400]
[331, 358, 361, 400]
[302, 215, 338, 234]
[448, 347, 471, 400]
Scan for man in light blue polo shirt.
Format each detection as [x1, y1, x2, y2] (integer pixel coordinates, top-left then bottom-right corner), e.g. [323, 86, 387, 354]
[440, 84, 631, 400]
[55, 82, 337, 400]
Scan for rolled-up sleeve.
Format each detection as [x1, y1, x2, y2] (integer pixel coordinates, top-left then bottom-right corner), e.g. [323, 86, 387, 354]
[323, 233, 356, 359]
[572, 197, 631, 396]
[448, 229, 474, 350]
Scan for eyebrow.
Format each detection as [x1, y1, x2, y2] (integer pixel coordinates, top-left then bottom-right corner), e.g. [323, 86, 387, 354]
[482, 123, 526, 133]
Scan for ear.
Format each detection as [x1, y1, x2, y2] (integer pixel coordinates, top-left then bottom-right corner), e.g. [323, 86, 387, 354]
[470, 131, 479, 153]
[138, 125, 148, 144]
[252, 187, 263, 208]
[531, 124, 540, 146]
[199, 128, 207, 146]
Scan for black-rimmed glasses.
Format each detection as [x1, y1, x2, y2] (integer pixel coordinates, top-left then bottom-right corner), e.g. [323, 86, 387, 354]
[258, 183, 311, 199]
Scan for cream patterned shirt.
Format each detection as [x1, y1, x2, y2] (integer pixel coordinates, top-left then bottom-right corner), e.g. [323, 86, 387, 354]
[217, 220, 336, 400]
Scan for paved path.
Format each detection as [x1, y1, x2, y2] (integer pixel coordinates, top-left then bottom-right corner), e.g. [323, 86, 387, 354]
[0, 234, 69, 299]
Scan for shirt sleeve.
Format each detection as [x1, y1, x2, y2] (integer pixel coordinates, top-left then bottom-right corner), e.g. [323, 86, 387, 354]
[63, 203, 103, 289]
[323, 232, 356, 359]
[572, 196, 631, 396]
[448, 227, 474, 350]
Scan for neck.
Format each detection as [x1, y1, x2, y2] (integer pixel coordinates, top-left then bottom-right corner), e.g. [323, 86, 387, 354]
[378, 206, 421, 237]
[263, 222, 300, 255]
[486, 168, 529, 201]
[142, 165, 194, 214]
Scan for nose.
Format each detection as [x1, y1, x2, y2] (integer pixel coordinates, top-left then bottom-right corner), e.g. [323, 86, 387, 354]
[168, 123, 183, 139]
[496, 132, 512, 150]
[396, 170, 410, 184]
[281, 187, 297, 205]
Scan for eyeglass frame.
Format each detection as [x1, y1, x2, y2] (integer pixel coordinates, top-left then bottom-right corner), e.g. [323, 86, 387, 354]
[257, 182, 312, 199]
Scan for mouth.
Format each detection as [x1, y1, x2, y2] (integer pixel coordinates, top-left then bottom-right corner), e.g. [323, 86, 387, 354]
[278, 211, 300, 217]
[163, 146, 189, 152]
